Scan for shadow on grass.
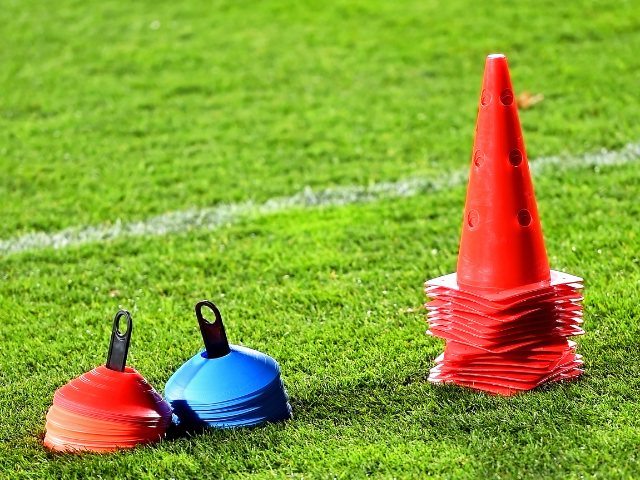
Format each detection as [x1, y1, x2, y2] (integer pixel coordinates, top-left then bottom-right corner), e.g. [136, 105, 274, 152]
[163, 399, 292, 441]
[161, 371, 590, 445]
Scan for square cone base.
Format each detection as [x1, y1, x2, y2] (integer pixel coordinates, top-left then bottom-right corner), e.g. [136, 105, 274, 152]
[424, 270, 584, 396]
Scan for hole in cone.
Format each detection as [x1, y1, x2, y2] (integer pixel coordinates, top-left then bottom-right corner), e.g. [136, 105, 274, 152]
[518, 209, 532, 227]
[509, 149, 523, 166]
[481, 90, 492, 106]
[473, 150, 485, 167]
[500, 89, 514, 106]
[467, 210, 479, 228]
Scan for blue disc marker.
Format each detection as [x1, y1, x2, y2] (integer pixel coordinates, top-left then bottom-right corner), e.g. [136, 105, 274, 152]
[165, 300, 292, 428]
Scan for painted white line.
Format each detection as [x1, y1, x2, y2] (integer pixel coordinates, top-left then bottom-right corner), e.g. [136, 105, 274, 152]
[1, 142, 639, 256]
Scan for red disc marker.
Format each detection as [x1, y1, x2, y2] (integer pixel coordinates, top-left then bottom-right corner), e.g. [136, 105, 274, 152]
[43, 310, 172, 452]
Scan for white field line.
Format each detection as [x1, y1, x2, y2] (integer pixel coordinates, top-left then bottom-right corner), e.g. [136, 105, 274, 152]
[1, 142, 640, 256]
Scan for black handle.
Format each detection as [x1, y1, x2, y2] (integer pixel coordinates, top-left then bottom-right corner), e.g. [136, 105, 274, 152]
[196, 300, 231, 358]
[106, 309, 133, 372]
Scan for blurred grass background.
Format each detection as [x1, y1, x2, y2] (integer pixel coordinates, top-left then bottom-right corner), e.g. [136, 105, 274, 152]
[1, 0, 639, 236]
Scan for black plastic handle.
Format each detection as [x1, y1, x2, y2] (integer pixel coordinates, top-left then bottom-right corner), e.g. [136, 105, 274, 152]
[196, 300, 231, 358]
[106, 309, 133, 372]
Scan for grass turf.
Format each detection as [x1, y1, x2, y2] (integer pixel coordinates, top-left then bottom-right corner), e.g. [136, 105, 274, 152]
[2, 0, 640, 237]
[1, 0, 640, 478]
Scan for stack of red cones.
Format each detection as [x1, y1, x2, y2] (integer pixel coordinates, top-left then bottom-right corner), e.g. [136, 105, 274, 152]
[424, 54, 585, 396]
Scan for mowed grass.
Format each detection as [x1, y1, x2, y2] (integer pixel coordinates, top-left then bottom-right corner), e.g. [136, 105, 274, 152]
[1, 161, 640, 479]
[1, 0, 640, 237]
[1, 0, 640, 478]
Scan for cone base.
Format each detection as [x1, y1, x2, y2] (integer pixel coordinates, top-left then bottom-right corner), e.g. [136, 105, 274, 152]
[425, 270, 582, 302]
[424, 270, 584, 396]
[428, 367, 584, 396]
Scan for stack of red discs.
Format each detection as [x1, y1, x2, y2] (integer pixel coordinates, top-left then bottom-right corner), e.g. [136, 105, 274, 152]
[423, 54, 585, 396]
[425, 271, 585, 395]
[43, 310, 172, 452]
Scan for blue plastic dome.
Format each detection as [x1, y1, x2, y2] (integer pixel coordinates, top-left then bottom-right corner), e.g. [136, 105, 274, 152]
[165, 300, 292, 428]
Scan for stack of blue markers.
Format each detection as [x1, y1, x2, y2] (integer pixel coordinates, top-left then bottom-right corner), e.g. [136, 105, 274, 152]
[165, 301, 292, 428]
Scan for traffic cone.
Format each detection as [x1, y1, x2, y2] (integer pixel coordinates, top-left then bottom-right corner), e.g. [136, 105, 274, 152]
[424, 54, 584, 395]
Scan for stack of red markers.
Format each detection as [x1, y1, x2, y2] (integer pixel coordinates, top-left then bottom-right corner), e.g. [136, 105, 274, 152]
[44, 311, 171, 452]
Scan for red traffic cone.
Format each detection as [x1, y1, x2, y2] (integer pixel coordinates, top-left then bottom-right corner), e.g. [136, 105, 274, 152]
[458, 53, 550, 293]
[424, 54, 584, 395]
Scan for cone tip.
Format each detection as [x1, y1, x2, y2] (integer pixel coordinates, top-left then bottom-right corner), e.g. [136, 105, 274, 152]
[487, 53, 506, 60]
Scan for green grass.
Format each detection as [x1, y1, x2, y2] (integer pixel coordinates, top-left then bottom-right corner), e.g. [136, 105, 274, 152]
[1, 0, 640, 478]
[2, 0, 640, 237]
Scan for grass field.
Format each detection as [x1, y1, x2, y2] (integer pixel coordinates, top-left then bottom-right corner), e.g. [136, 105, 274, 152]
[1, 0, 640, 478]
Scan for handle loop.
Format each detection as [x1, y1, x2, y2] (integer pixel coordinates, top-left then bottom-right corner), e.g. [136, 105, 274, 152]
[195, 300, 231, 358]
[106, 309, 133, 372]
